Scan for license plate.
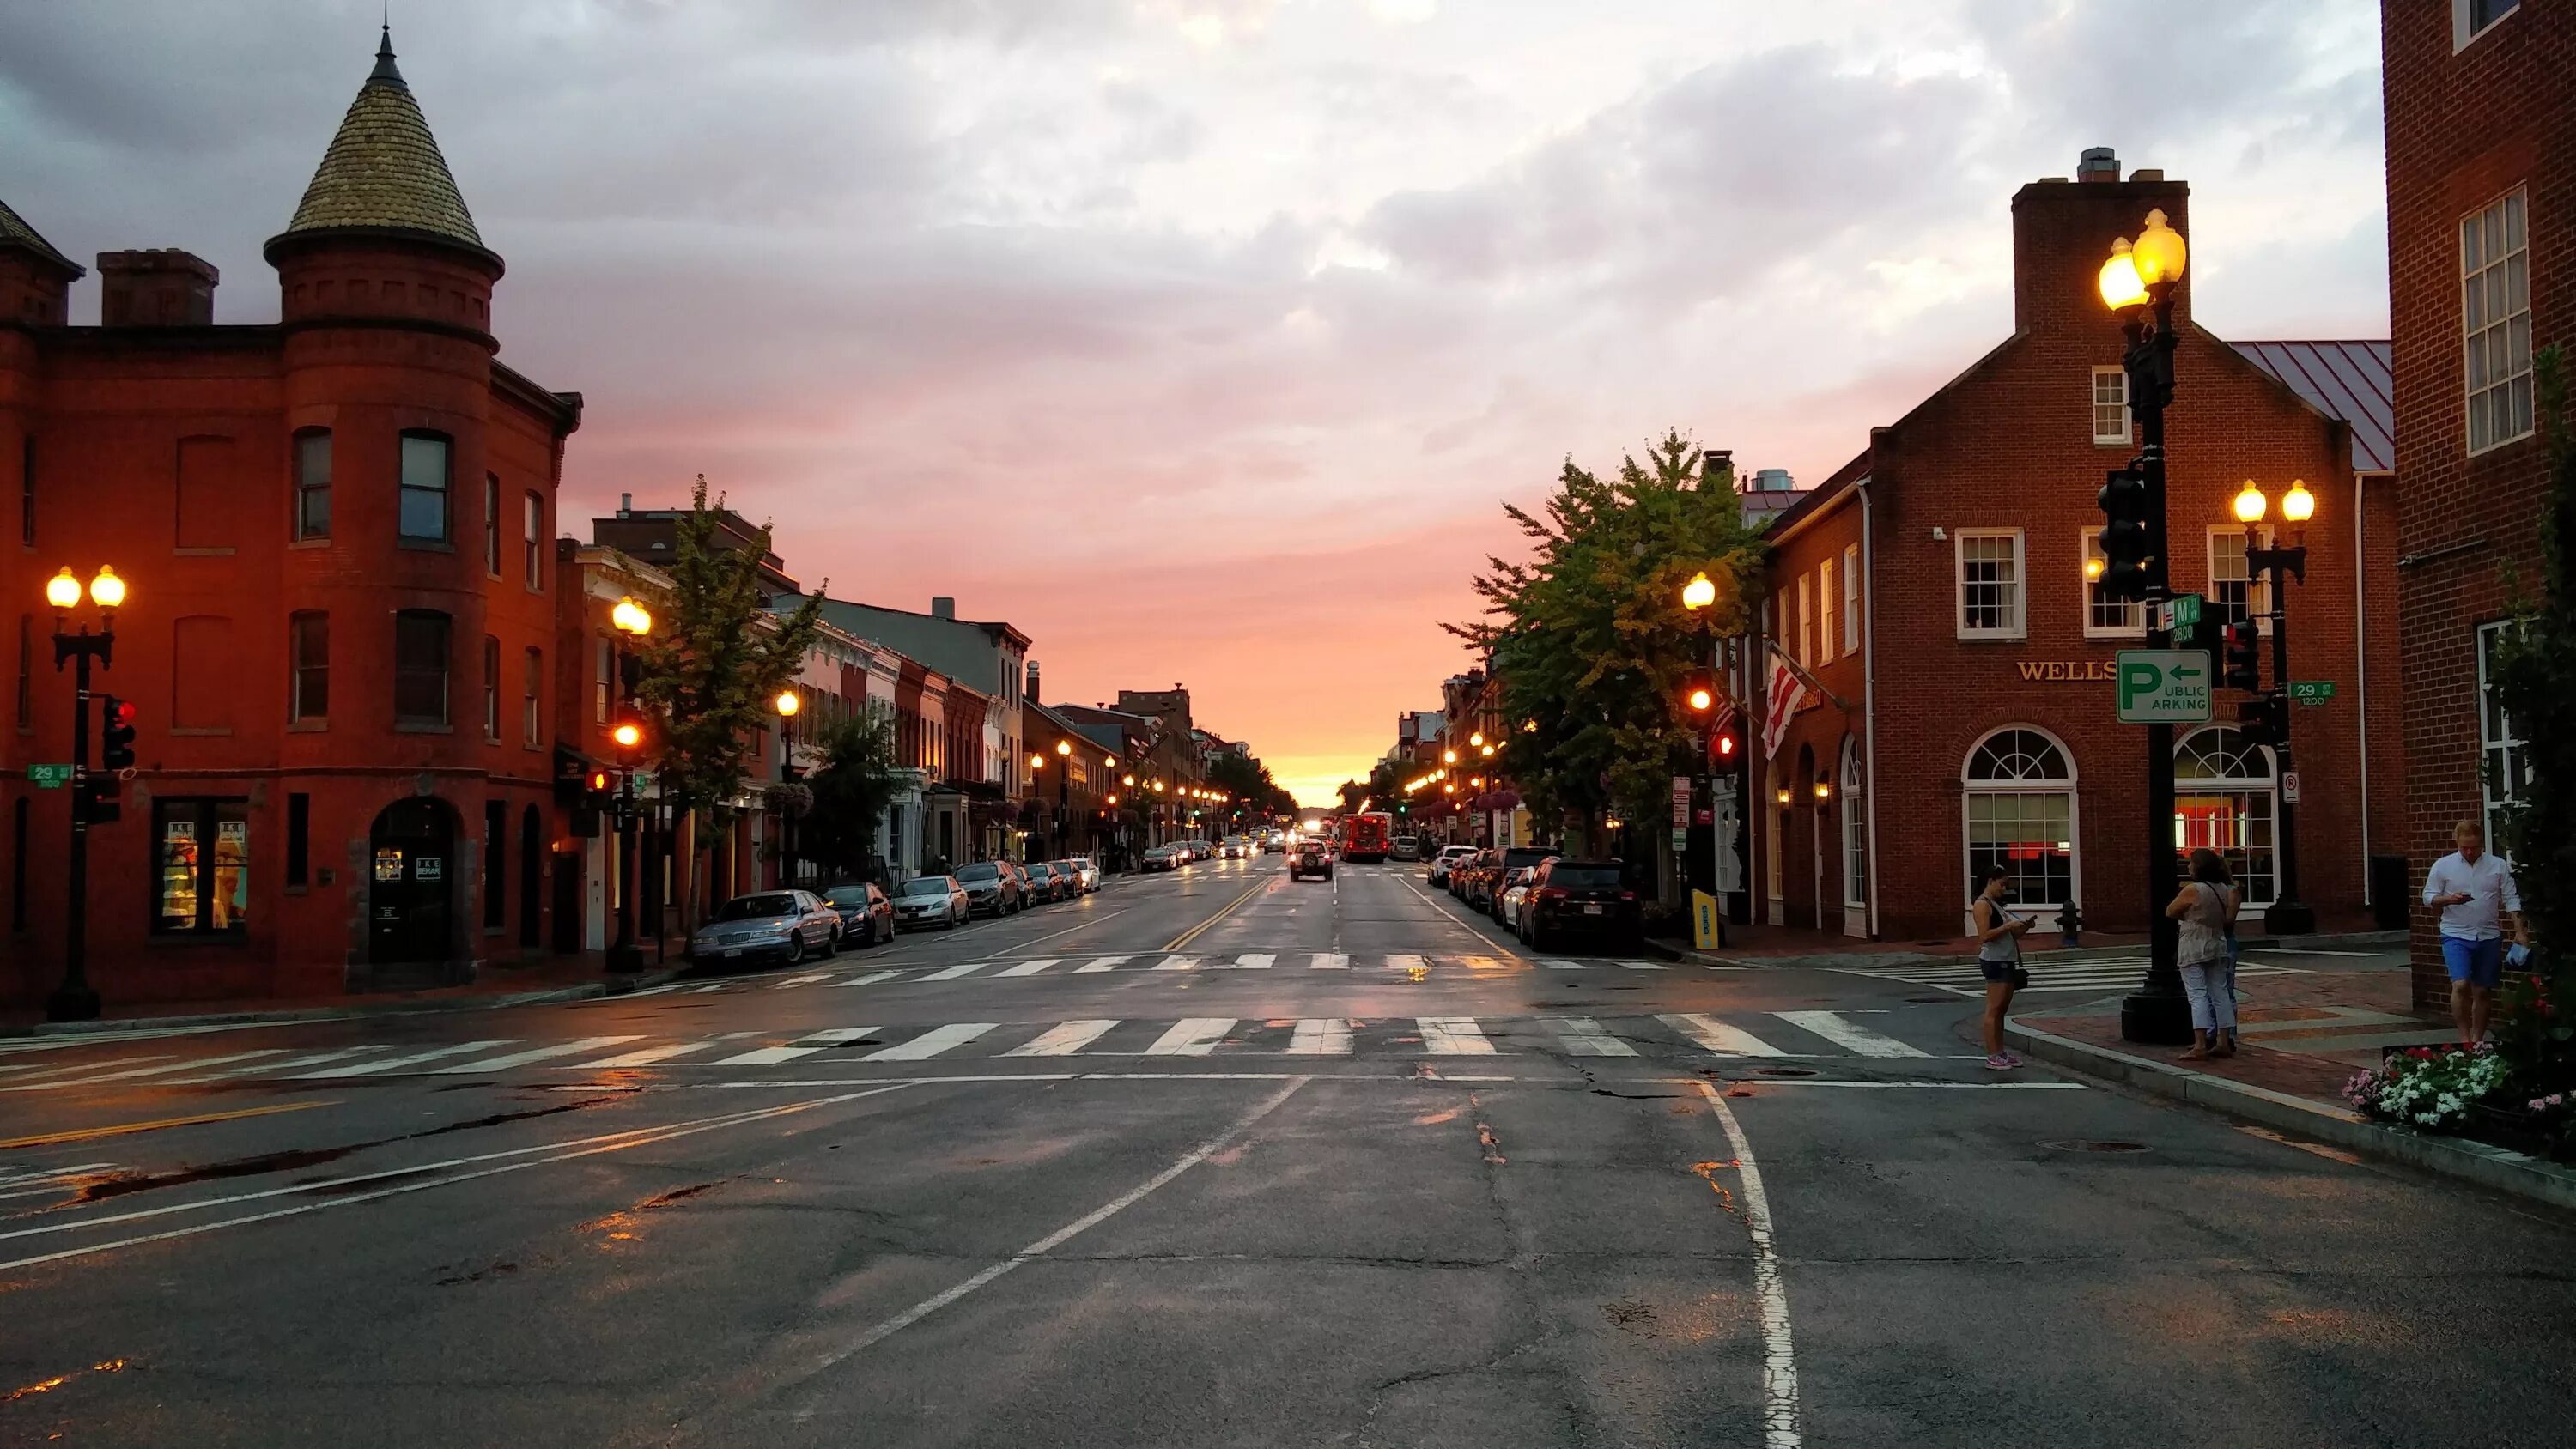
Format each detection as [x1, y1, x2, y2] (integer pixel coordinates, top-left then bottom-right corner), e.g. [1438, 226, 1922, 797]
[1583, 904, 1602, 915]
[722, 948, 743, 956]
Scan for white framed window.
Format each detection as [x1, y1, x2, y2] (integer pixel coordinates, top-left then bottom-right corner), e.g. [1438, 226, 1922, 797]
[2463, 189, 2533, 453]
[2477, 621, 2532, 848]
[1842, 543, 1861, 654]
[2207, 527, 2272, 630]
[2084, 533, 2145, 638]
[2455, 0, 2519, 50]
[1818, 557, 1837, 664]
[2092, 367, 2130, 446]
[1954, 529, 2024, 640]
[1797, 572, 1814, 667]
[1961, 727, 2078, 933]
[2177, 726, 2278, 909]
[1839, 736, 1867, 910]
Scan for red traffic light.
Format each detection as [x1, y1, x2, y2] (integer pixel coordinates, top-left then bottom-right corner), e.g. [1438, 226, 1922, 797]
[1716, 732, 1737, 758]
[586, 770, 611, 791]
[110, 700, 137, 725]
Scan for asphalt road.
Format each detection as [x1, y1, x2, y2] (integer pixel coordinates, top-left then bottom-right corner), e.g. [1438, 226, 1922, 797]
[5, 856, 2573, 1447]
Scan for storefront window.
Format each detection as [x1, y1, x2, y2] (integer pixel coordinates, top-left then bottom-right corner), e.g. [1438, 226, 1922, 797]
[1963, 727, 2075, 919]
[155, 797, 251, 934]
[2175, 726, 2276, 906]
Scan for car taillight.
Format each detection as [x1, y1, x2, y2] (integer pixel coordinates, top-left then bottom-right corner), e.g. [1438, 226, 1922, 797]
[1537, 888, 1569, 900]
[1619, 890, 1637, 900]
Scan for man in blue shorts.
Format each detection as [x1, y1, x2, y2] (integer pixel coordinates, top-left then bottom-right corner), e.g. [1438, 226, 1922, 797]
[2421, 819, 2528, 1045]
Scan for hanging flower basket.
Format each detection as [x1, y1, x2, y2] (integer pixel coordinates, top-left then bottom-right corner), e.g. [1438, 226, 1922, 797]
[763, 782, 813, 819]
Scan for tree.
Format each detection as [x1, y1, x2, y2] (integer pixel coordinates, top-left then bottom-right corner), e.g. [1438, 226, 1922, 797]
[1208, 750, 1297, 818]
[1452, 429, 1765, 846]
[799, 702, 901, 885]
[2492, 347, 2576, 975]
[635, 475, 825, 924]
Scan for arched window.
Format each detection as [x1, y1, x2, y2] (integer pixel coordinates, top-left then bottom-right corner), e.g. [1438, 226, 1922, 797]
[1962, 727, 2077, 925]
[1839, 736, 1867, 910]
[2177, 725, 2277, 907]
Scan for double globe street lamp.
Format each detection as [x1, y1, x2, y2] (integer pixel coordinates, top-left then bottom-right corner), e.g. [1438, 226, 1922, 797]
[2228, 478, 2318, 935]
[606, 595, 653, 973]
[42, 565, 130, 1022]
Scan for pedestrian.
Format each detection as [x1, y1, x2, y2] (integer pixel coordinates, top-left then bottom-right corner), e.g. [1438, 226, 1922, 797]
[1971, 864, 2032, 1070]
[2166, 847, 2237, 1060]
[2211, 856, 2245, 1055]
[2422, 818, 2529, 1045]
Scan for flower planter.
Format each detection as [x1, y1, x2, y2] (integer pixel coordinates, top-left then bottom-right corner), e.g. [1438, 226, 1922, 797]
[2458, 1101, 2561, 1159]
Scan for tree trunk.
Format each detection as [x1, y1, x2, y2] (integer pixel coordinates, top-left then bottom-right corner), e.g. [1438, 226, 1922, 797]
[679, 808, 700, 934]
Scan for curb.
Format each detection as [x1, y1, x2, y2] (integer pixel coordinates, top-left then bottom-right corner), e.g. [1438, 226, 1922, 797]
[0, 967, 689, 1040]
[2005, 1019, 2576, 1214]
[1643, 937, 1959, 972]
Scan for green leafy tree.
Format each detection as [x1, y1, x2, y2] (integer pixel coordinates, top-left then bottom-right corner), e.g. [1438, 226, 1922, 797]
[799, 702, 901, 885]
[1452, 429, 1765, 846]
[635, 475, 826, 923]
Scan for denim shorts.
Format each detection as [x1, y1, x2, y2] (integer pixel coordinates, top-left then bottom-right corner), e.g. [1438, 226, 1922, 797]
[1978, 956, 2016, 984]
[2443, 936, 2506, 990]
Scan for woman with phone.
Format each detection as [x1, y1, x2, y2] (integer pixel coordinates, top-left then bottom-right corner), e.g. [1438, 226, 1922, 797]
[2166, 848, 2238, 1060]
[1972, 864, 2032, 1070]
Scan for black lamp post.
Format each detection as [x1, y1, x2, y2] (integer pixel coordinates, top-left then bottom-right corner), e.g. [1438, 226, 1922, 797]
[775, 689, 801, 890]
[2099, 211, 2195, 1046]
[607, 594, 652, 973]
[43, 565, 126, 1022]
[2235, 480, 2316, 935]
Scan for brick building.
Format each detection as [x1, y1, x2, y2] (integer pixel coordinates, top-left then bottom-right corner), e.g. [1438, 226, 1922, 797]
[2383, 0, 2572, 1005]
[3, 31, 585, 1006]
[1745, 152, 2403, 943]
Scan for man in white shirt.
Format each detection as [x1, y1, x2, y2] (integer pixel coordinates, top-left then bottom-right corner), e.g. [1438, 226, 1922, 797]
[2421, 819, 2529, 1044]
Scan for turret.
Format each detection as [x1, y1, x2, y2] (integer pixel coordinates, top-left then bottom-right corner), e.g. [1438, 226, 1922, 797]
[0, 195, 82, 326]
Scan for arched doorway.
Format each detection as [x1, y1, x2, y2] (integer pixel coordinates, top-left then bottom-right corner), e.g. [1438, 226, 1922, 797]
[2176, 725, 2277, 909]
[519, 805, 542, 949]
[1961, 726, 2078, 934]
[369, 798, 458, 966]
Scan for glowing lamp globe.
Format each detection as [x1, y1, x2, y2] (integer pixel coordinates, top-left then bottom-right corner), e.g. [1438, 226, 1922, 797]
[45, 567, 82, 609]
[1680, 572, 1717, 610]
[2131, 209, 2188, 288]
[1687, 686, 1714, 712]
[611, 596, 653, 636]
[87, 567, 125, 609]
[775, 690, 800, 718]
[2098, 238, 2149, 312]
[2233, 482, 2268, 524]
[2282, 479, 2316, 524]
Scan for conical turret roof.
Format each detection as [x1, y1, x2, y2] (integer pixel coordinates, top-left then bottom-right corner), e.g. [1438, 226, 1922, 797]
[273, 26, 484, 254]
[0, 193, 82, 276]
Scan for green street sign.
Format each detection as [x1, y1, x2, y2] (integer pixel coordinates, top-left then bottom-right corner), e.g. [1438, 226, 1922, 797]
[27, 764, 72, 788]
[2115, 650, 2214, 724]
[2172, 592, 2202, 630]
[2288, 680, 2337, 706]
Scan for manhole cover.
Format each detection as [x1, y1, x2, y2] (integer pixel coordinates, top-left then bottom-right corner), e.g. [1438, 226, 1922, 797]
[1755, 1067, 1818, 1078]
[2041, 1139, 2151, 1153]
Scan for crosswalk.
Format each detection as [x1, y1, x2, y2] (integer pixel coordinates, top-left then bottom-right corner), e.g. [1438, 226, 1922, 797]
[0, 1011, 1958, 1088]
[1840, 956, 2304, 997]
[635, 951, 1709, 996]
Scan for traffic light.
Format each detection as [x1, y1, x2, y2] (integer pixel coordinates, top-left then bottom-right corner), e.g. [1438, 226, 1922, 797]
[1710, 727, 1739, 764]
[100, 695, 137, 772]
[2095, 467, 2154, 602]
[76, 773, 121, 824]
[2221, 621, 2262, 692]
[1680, 669, 1716, 715]
[584, 767, 617, 813]
[2236, 693, 2288, 749]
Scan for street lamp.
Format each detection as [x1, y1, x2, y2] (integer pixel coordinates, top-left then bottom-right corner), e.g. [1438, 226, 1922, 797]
[607, 595, 653, 973]
[1680, 572, 1717, 611]
[773, 691, 802, 890]
[2098, 206, 2193, 1045]
[1053, 740, 1072, 856]
[41, 565, 127, 1021]
[2234, 479, 2318, 934]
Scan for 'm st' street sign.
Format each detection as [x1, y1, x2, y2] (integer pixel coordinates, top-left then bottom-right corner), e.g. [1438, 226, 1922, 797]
[2115, 650, 2213, 724]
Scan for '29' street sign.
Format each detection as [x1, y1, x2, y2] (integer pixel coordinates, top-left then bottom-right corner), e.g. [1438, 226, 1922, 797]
[2114, 650, 2213, 724]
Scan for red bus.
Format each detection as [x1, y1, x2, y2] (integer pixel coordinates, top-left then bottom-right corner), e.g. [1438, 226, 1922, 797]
[1339, 811, 1393, 864]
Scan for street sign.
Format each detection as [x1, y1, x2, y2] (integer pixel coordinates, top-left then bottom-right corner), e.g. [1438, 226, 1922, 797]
[2287, 680, 2337, 706]
[2115, 649, 2214, 724]
[2283, 771, 2302, 804]
[2172, 592, 2202, 630]
[1670, 776, 1691, 828]
[27, 764, 71, 789]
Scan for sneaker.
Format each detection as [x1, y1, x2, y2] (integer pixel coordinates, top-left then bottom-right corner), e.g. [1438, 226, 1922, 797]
[1984, 1052, 2021, 1071]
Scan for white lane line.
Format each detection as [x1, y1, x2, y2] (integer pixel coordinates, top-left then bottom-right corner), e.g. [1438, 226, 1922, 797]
[3, 1050, 289, 1092]
[1417, 1017, 1495, 1055]
[1229, 953, 1276, 969]
[0, 1054, 174, 1082]
[623, 982, 692, 997]
[787, 1076, 1308, 1396]
[577, 1041, 721, 1068]
[1286, 1019, 1353, 1055]
[1537, 959, 1585, 971]
[1074, 955, 1132, 973]
[995, 958, 1063, 977]
[920, 961, 989, 981]
[1384, 954, 1424, 971]
[1311, 952, 1351, 970]
[1773, 1010, 1930, 1058]
[831, 971, 904, 987]
[173, 1046, 392, 1082]
[863, 1023, 997, 1061]
[1003, 1020, 1121, 1058]
[1151, 955, 1201, 972]
[1551, 1017, 1637, 1058]
[434, 1037, 641, 1075]
[770, 973, 834, 990]
[1658, 1013, 1786, 1058]
[1143, 1018, 1235, 1057]
[1694, 1082, 1801, 1448]
[0, 1084, 923, 1275]
[301, 1040, 512, 1077]
[714, 1028, 879, 1066]
[1619, 959, 1668, 971]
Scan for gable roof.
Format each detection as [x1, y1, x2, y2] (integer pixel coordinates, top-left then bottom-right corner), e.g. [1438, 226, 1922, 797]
[273, 27, 484, 256]
[2228, 340, 2395, 473]
[0, 194, 82, 277]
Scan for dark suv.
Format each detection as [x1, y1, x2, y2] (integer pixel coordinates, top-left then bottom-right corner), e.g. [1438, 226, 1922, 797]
[1481, 847, 1561, 919]
[1518, 858, 1639, 950]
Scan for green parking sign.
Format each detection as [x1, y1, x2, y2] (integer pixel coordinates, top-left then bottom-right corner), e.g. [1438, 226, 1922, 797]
[2115, 650, 2213, 724]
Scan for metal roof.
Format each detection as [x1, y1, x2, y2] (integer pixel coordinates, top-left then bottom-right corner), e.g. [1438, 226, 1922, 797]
[2228, 339, 2395, 474]
[0, 193, 81, 276]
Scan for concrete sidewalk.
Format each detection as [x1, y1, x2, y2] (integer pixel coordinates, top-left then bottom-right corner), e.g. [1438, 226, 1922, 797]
[1644, 926, 2403, 971]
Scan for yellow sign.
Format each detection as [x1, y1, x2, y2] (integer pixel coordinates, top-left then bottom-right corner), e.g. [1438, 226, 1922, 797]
[1692, 890, 1722, 950]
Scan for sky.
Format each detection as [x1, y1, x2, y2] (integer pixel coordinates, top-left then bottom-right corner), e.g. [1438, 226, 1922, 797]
[0, 1, 2390, 806]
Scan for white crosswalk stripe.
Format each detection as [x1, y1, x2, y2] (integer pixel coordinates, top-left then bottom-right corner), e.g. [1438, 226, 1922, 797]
[1850, 956, 2304, 997]
[433, 1037, 641, 1074]
[1286, 1018, 1353, 1055]
[1145, 1018, 1235, 1056]
[1004, 1020, 1120, 1057]
[864, 1022, 998, 1061]
[1619, 959, 1668, 971]
[995, 958, 1062, 977]
[833, 971, 904, 987]
[301, 1040, 512, 1077]
[1537, 959, 1584, 971]
[770, 972, 834, 990]
[1311, 952, 1351, 970]
[920, 961, 987, 980]
[1229, 953, 1276, 969]
[1418, 1017, 1495, 1055]
[1550, 1016, 1636, 1057]
[175, 1045, 392, 1082]
[1656, 1013, 1785, 1058]
[1773, 1009, 1929, 1058]
[1151, 955, 1201, 972]
[578, 1041, 724, 1068]
[1384, 954, 1424, 971]
[1074, 955, 1132, 973]
[714, 1028, 878, 1067]
[5, 1049, 288, 1091]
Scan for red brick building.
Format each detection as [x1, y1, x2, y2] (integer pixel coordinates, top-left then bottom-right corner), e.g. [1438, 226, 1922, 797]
[1747, 152, 2403, 944]
[3, 32, 583, 1005]
[2384, 0, 2571, 1005]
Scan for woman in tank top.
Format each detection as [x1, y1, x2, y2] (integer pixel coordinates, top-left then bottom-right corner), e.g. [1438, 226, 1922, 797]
[2165, 847, 2237, 1060]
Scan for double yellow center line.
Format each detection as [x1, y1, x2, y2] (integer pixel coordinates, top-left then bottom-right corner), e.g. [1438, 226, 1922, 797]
[1164, 878, 1270, 952]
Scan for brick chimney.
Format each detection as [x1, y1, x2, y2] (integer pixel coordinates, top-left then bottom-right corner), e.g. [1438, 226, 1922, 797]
[2010, 149, 2190, 334]
[931, 597, 956, 620]
[1026, 659, 1042, 704]
[98, 249, 218, 326]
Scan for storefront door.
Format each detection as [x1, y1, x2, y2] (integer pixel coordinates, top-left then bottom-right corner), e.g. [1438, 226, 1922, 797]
[368, 798, 456, 965]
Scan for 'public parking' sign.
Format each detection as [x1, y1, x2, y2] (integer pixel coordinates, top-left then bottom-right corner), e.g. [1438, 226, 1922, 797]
[2114, 650, 2213, 724]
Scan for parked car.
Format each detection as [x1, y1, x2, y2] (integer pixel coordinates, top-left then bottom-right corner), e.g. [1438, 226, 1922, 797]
[1058, 858, 1100, 893]
[1025, 862, 1068, 903]
[822, 882, 893, 948]
[954, 860, 1023, 916]
[1497, 868, 1537, 934]
[1140, 845, 1182, 872]
[1484, 846, 1564, 919]
[690, 889, 839, 966]
[1518, 858, 1642, 950]
[1457, 850, 1498, 906]
[1390, 836, 1421, 862]
[1001, 860, 1036, 906]
[1289, 837, 1334, 882]
[1429, 845, 1476, 886]
[891, 874, 969, 931]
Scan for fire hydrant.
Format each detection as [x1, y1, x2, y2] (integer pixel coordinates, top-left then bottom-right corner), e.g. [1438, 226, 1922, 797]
[2058, 901, 2083, 949]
